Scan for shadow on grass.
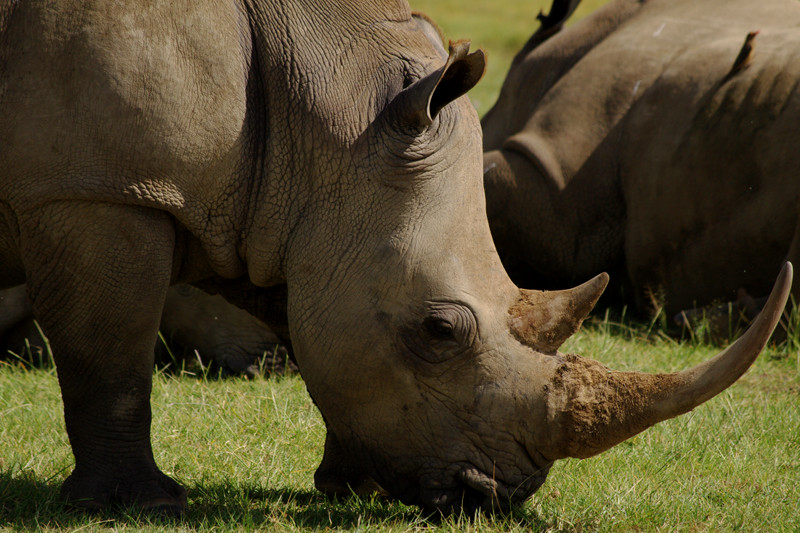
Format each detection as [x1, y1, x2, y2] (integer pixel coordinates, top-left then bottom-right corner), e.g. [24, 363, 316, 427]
[0, 472, 556, 530]
[182, 482, 424, 528]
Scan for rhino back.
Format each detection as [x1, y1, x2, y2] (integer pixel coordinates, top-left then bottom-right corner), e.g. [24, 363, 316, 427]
[484, 0, 800, 306]
[0, 0, 254, 278]
[618, 0, 800, 310]
[482, 0, 643, 152]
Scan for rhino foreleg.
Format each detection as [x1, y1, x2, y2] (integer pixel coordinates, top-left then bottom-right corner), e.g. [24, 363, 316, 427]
[19, 202, 186, 513]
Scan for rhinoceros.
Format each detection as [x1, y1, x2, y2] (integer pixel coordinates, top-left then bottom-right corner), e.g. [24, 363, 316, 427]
[0, 0, 791, 515]
[482, 0, 800, 319]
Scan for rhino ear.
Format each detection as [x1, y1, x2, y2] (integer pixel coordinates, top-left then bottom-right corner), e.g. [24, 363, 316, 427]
[402, 40, 486, 127]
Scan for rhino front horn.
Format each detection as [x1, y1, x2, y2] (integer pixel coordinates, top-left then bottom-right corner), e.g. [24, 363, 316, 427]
[545, 261, 792, 460]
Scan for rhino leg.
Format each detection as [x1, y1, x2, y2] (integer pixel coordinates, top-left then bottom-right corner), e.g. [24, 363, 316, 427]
[19, 202, 186, 513]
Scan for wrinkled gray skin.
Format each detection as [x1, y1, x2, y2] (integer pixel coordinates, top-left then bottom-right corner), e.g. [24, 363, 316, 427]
[0, 284, 293, 376]
[483, 0, 800, 317]
[0, 0, 791, 516]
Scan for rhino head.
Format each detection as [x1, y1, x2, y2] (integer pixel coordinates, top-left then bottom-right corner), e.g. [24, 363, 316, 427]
[309, 258, 790, 513]
[271, 37, 792, 513]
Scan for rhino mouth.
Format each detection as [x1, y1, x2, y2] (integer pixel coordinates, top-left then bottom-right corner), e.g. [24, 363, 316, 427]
[411, 458, 553, 515]
[356, 430, 555, 514]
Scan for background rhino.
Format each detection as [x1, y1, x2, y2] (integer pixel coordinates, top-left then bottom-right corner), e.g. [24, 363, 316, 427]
[0, 284, 295, 376]
[483, 0, 800, 324]
[0, 0, 790, 516]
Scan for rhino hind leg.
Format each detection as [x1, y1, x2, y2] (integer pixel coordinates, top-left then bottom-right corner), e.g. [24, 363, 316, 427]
[19, 202, 186, 513]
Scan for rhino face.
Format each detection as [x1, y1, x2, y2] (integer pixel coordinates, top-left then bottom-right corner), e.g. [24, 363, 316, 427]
[278, 41, 792, 513]
[304, 247, 790, 514]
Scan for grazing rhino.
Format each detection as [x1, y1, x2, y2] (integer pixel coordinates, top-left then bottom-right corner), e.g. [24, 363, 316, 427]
[483, 0, 800, 319]
[0, 0, 791, 515]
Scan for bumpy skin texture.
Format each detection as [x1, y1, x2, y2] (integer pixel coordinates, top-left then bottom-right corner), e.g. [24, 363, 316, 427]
[482, 0, 800, 316]
[0, 0, 789, 516]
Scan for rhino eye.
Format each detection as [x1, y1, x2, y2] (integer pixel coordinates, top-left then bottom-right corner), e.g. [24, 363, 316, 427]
[424, 316, 454, 338]
[423, 303, 477, 346]
[402, 303, 478, 364]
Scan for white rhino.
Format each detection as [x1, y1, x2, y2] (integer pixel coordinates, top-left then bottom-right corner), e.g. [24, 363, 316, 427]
[0, 0, 791, 515]
[482, 0, 800, 321]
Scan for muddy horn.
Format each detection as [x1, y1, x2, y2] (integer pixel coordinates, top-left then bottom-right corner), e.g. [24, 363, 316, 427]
[544, 262, 792, 459]
[510, 272, 609, 353]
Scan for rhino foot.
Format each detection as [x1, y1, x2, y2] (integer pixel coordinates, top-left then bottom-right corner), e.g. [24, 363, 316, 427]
[61, 469, 187, 515]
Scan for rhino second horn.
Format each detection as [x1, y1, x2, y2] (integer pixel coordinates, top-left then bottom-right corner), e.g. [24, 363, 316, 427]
[545, 262, 792, 460]
[509, 272, 609, 353]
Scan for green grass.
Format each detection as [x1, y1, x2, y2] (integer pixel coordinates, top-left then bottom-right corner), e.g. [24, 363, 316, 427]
[2, 318, 799, 531]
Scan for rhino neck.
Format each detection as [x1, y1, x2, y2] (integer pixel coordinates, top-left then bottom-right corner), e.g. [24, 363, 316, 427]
[238, 0, 442, 289]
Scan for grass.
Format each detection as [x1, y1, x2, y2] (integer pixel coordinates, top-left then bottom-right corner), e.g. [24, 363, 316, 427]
[4, 0, 800, 530]
[2, 315, 799, 531]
